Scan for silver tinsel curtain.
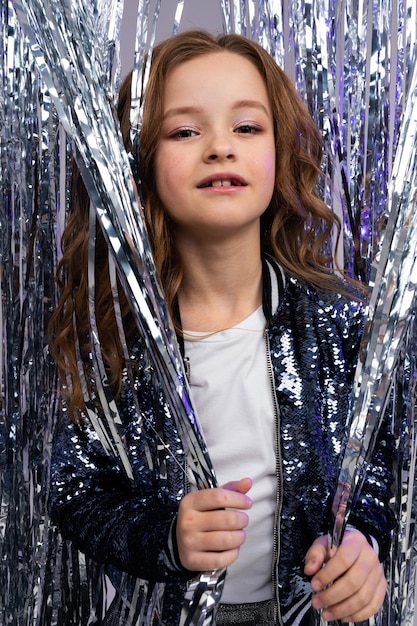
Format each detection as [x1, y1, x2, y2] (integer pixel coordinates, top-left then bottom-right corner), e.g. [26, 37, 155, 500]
[0, 0, 416, 624]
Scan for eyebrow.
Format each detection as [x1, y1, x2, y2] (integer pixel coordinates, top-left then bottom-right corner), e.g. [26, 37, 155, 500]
[163, 106, 201, 120]
[163, 99, 271, 120]
[232, 99, 271, 116]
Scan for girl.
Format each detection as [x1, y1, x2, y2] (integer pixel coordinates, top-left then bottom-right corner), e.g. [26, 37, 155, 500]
[50, 30, 395, 625]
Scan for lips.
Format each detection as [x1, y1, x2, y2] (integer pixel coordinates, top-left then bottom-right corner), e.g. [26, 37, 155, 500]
[197, 174, 247, 188]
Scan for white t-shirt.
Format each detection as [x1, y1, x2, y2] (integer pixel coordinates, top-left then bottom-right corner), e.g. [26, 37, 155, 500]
[184, 306, 276, 603]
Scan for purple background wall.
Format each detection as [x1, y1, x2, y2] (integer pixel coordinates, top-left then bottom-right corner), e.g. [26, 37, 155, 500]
[120, 0, 223, 76]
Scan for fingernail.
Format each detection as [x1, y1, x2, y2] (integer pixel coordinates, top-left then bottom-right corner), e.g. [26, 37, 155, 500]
[322, 610, 333, 621]
[311, 579, 322, 592]
[311, 596, 323, 610]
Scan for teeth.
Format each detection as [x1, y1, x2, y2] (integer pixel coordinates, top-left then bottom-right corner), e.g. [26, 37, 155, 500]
[211, 180, 232, 187]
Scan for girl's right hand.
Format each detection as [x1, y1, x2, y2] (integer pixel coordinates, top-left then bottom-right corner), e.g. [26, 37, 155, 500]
[176, 477, 253, 571]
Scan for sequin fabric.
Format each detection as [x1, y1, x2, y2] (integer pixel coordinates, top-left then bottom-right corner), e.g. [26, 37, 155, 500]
[50, 265, 396, 625]
[51, 339, 190, 623]
[268, 277, 395, 624]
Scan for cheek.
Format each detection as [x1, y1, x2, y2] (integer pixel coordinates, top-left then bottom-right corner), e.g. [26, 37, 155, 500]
[265, 154, 275, 180]
[155, 149, 186, 194]
[261, 152, 276, 197]
[154, 151, 174, 200]
[154, 151, 189, 219]
[154, 147, 166, 186]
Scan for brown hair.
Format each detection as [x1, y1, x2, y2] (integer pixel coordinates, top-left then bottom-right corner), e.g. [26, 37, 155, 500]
[50, 29, 357, 415]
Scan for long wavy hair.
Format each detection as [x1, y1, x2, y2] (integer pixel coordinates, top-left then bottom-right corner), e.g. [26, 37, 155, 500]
[50, 29, 359, 415]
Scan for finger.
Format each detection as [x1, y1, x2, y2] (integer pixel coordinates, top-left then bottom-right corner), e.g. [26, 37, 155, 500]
[185, 486, 252, 513]
[222, 477, 253, 495]
[178, 522, 248, 571]
[310, 531, 367, 591]
[189, 527, 248, 553]
[311, 557, 381, 609]
[318, 566, 386, 623]
[184, 546, 242, 572]
[340, 574, 387, 623]
[304, 535, 329, 576]
[180, 509, 250, 535]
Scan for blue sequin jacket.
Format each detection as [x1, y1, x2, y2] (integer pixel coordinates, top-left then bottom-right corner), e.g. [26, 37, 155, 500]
[50, 260, 395, 625]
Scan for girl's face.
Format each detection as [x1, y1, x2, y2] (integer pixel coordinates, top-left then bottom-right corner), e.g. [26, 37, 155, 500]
[154, 51, 276, 244]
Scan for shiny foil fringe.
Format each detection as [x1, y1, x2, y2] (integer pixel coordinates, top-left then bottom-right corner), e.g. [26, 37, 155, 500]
[0, 1, 417, 625]
[328, 44, 417, 626]
[0, 2, 104, 623]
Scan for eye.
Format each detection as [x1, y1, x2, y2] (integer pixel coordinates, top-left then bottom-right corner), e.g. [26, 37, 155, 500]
[235, 124, 260, 135]
[169, 127, 198, 139]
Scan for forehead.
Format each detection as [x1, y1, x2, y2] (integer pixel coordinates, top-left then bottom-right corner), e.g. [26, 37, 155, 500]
[162, 51, 270, 110]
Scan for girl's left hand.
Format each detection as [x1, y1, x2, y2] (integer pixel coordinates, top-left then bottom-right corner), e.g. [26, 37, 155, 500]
[304, 530, 386, 623]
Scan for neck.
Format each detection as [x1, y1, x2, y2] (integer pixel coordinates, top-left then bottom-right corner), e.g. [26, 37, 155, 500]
[177, 232, 263, 332]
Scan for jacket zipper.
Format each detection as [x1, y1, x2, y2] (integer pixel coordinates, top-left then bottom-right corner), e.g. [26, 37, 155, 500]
[265, 329, 283, 625]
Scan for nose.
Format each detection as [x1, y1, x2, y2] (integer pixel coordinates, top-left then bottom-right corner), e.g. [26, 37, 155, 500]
[203, 130, 236, 162]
